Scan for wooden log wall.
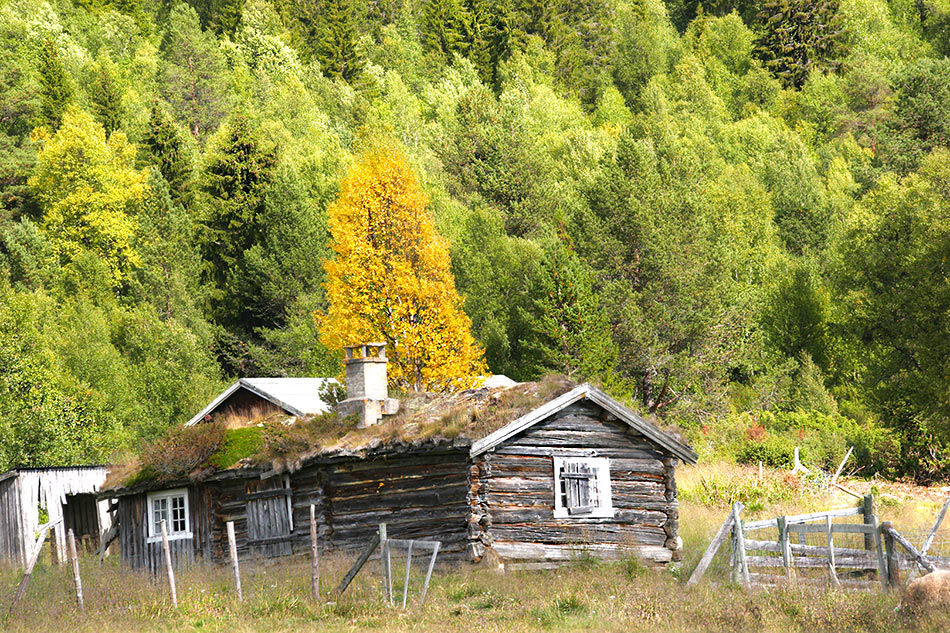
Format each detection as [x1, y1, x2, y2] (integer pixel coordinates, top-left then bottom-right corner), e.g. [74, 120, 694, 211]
[118, 488, 205, 572]
[471, 400, 682, 570]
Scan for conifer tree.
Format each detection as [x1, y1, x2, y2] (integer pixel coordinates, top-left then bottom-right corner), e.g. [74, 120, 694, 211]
[317, 150, 487, 391]
[143, 102, 194, 203]
[755, 0, 844, 88]
[199, 113, 278, 328]
[88, 55, 125, 135]
[421, 0, 473, 61]
[519, 237, 616, 382]
[36, 39, 74, 130]
[314, 0, 364, 81]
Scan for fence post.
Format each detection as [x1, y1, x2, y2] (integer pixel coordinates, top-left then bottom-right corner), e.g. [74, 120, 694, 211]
[871, 515, 887, 592]
[67, 529, 84, 611]
[777, 516, 792, 579]
[310, 504, 319, 601]
[379, 523, 392, 606]
[160, 520, 177, 607]
[731, 503, 749, 586]
[862, 495, 875, 552]
[825, 515, 840, 588]
[226, 521, 242, 601]
[881, 522, 901, 589]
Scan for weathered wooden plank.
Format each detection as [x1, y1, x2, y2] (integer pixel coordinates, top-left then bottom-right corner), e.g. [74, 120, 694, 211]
[492, 541, 672, 564]
[747, 555, 879, 569]
[489, 524, 667, 546]
[743, 507, 864, 531]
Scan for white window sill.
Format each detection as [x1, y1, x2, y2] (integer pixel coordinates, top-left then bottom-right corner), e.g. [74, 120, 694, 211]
[147, 531, 193, 544]
[554, 507, 615, 519]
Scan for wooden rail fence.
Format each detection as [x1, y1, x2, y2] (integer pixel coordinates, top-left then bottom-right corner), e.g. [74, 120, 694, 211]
[688, 495, 950, 591]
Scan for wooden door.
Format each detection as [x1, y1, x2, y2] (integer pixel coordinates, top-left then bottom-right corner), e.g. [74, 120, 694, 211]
[246, 477, 293, 558]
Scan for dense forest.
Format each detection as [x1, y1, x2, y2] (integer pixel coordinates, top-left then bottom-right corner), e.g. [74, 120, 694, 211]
[0, 0, 948, 480]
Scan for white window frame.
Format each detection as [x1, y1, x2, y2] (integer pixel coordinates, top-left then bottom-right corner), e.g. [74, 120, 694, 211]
[146, 488, 193, 543]
[553, 456, 614, 519]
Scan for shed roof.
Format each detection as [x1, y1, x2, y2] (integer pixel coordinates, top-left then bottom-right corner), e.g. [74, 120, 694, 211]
[185, 377, 339, 426]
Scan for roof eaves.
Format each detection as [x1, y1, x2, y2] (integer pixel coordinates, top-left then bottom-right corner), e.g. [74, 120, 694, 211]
[185, 381, 243, 426]
[470, 384, 591, 457]
[585, 386, 698, 465]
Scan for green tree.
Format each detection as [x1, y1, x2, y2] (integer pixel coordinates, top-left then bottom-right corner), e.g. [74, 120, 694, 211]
[159, 2, 230, 140]
[315, 0, 364, 80]
[29, 106, 147, 286]
[755, 0, 845, 88]
[519, 236, 617, 381]
[421, 0, 473, 61]
[36, 39, 74, 130]
[142, 102, 194, 203]
[88, 55, 125, 135]
[198, 113, 278, 334]
[836, 149, 950, 473]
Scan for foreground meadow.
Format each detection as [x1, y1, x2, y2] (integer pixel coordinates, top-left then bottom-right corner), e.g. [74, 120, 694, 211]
[2, 464, 948, 633]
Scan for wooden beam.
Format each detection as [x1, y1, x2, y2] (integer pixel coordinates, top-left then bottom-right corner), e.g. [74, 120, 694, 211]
[908, 498, 950, 582]
[686, 502, 742, 588]
[334, 529, 381, 596]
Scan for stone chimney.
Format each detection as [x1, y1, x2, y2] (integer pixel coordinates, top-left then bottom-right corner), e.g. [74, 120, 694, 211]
[338, 342, 399, 427]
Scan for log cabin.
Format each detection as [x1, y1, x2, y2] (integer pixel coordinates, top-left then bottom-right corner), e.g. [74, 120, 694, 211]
[103, 343, 696, 573]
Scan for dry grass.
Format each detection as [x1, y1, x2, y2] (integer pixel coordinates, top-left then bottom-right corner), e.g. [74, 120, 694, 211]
[5, 486, 950, 633]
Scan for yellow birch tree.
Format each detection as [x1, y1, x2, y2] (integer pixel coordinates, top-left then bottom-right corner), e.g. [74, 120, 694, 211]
[317, 149, 487, 391]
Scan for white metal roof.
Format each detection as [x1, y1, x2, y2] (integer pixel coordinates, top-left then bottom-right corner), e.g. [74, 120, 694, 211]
[185, 377, 339, 426]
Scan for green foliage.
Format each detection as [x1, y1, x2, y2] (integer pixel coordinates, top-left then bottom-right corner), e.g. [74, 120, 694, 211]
[0, 0, 947, 480]
[755, 0, 846, 88]
[36, 39, 74, 131]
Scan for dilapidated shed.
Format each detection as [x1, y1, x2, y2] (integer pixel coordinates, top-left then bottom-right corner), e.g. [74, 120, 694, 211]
[0, 466, 112, 566]
[105, 344, 696, 573]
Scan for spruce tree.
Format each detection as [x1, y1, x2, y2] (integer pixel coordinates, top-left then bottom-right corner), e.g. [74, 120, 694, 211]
[755, 0, 845, 88]
[143, 102, 194, 203]
[421, 0, 473, 61]
[199, 113, 278, 329]
[314, 0, 364, 81]
[36, 39, 74, 130]
[89, 55, 125, 135]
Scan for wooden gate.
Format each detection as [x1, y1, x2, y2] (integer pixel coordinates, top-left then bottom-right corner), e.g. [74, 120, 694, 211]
[246, 476, 293, 557]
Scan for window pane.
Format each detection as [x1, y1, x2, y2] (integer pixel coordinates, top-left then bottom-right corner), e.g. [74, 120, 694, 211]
[153, 498, 168, 534]
[171, 496, 186, 533]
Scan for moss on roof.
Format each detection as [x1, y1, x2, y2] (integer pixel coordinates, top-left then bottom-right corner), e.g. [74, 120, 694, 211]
[105, 375, 577, 491]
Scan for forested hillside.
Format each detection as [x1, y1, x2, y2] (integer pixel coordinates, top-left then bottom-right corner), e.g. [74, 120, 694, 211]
[0, 0, 948, 479]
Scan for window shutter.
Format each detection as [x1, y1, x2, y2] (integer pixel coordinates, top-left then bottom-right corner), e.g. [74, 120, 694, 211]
[562, 462, 595, 515]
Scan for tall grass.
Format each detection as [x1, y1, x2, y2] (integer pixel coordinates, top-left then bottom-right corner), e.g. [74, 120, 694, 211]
[3, 466, 948, 632]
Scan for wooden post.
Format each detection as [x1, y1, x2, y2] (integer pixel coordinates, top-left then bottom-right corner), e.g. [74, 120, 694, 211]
[731, 503, 749, 586]
[379, 523, 392, 606]
[777, 516, 791, 579]
[882, 521, 900, 589]
[825, 515, 839, 588]
[871, 515, 887, 592]
[310, 504, 319, 601]
[226, 521, 242, 601]
[686, 503, 742, 588]
[160, 520, 177, 607]
[419, 541, 440, 607]
[402, 540, 413, 608]
[862, 495, 875, 552]
[9, 521, 57, 616]
[334, 531, 381, 596]
[67, 529, 84, 611]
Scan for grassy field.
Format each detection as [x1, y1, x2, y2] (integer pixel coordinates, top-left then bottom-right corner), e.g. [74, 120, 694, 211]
[2, 463, 949, 633]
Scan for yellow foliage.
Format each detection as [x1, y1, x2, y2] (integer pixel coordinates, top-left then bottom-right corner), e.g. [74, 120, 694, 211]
[317, 149, 487, 391]
[29, 106, 147, 285]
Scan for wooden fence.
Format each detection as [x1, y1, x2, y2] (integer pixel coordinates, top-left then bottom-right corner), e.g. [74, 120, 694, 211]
[688, 495, 950, 591]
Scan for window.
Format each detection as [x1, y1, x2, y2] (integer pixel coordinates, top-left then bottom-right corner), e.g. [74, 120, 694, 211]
[146, 489, 192, 543]
[553, 457, 613, 518]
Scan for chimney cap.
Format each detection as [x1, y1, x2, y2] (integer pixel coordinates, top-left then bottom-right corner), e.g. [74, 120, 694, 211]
[344, 342, 387, 362]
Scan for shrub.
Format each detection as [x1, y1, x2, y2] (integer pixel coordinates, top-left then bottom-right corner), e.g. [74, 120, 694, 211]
[139, 421, 227, 481]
